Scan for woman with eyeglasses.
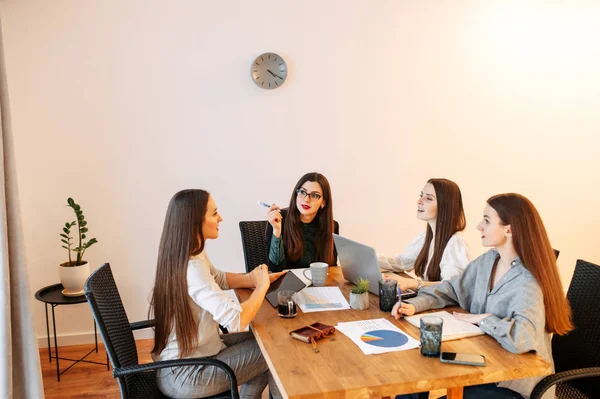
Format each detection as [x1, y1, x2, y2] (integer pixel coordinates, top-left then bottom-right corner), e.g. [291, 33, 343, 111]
[379, 178, 471, 291]
[265, 172, 337, 272]
[392, 193, 573, 399]
[150, 189, 285, 399]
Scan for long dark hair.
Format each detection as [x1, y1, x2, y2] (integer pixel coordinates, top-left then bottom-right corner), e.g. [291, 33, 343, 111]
[487, 193, 573, 335]
[284, 172, 335, 265]
[414, 178, 466, 281]
[150, 189, 210, 358]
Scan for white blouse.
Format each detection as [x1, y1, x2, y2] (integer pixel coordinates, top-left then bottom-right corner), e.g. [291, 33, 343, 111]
[378, 232, 471, 281]
[155, 251, 243, 361]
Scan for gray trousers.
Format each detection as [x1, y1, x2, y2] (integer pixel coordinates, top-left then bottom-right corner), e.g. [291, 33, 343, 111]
[157, 332, 281, 399]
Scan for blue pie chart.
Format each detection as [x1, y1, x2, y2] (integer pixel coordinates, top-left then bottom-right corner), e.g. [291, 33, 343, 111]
[360, 330, 409, 348]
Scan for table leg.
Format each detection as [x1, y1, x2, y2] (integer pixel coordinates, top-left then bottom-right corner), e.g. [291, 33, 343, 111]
[447, 387, 464, 399]
[45, 304, 51, 363]
[51, 304, 60, 382]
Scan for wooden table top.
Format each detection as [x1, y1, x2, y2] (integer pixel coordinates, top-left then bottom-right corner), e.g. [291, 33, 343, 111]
[236, 266, 551, 399]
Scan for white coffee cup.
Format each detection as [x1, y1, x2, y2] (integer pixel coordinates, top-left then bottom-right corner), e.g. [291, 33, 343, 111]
[303, 262, 329, 287]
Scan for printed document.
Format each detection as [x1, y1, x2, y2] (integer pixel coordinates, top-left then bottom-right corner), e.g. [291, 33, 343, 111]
[295, 287, 350, 313]
[336, 318, 420, 355]
[405, 311, 484, 341]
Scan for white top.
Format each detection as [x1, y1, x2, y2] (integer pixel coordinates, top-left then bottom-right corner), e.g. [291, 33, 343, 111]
[377, 231, 471, 281]
[155, 251, 243, 361]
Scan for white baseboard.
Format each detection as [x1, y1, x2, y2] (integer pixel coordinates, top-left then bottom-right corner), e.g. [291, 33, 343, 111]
[37, 329, 154, 348]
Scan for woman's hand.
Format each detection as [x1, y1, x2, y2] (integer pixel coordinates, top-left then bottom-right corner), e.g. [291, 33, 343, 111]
[452, 312, 492, 325]
[391, 302, 416, 320]
[249, 264, 271, 290]
[269, 270, 287, 283]
[266, 204, 282, 238]
[382, 273, 418, 291]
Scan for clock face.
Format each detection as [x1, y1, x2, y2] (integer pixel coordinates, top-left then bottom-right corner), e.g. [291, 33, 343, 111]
[251, 52, 287, 89]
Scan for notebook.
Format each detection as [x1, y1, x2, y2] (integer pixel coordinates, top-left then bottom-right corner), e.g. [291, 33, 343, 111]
[265, 271, 306, 307]
[405, 311, 485, 341]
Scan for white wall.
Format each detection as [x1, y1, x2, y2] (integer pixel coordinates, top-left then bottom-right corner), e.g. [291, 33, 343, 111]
[1, 1, 599, 345]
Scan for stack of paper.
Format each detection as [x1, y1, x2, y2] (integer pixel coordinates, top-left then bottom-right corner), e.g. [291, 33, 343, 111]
[405, 311, 484, 341]
[336, 318, 420, 355]
[295, 287, 351, 313]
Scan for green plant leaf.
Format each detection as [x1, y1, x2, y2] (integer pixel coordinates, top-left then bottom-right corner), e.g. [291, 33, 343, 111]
[61, 245, 69, 250]
[80, 227, 88, 233]
[63, 227, 69, 234]
[64, 222, 70, 228]
[60, 233, 68, 238]
[67, 198, 74, 206]
[80, 220, 87, 226]
[81, 234, 86, 239]
[61, 239, 68, 244]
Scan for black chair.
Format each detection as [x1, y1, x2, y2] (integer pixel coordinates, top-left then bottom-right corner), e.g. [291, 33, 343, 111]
[84, 263, 239, 399]
[530, 259, 600, 399]
[239, 220, 269, 273]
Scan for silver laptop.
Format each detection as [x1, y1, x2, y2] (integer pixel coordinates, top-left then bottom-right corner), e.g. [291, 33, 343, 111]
[333, 234, 383, 295]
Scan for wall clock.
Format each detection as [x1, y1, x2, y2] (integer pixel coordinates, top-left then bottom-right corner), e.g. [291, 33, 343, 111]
[251, 52, 287, 89]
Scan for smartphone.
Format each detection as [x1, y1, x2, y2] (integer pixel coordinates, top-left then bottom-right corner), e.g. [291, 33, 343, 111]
[400, 288, 417, 299]
[440, 352, 486, 366]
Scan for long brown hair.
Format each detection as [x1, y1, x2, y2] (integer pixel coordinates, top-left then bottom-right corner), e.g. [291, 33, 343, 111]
[150, 189, 210, 358]
[414, 178, 466, 281]
[283, 172, 335, 265]
[487, 193, 573, 335]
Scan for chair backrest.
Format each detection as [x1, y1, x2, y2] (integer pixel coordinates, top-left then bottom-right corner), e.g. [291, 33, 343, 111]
[85, 263, 140, 396]
[239, 221, 269, 272]
[551, 259, 600, 396]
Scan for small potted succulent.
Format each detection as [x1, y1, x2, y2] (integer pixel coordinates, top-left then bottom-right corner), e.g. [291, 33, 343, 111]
[59, 198, 98, 296]
[349, 277, 370, 310]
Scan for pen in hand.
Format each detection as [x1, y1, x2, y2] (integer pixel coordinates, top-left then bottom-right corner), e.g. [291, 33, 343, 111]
[258, 201, 280, 210]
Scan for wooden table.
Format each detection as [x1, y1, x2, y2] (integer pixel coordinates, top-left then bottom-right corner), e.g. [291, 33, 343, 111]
[237, 266, 551, 399]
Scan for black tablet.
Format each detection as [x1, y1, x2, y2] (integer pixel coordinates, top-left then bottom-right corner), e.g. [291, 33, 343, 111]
[265, 271, 306, 307]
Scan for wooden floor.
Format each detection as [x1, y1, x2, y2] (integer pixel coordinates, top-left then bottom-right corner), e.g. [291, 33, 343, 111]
[40, 339, 153, 399]
[41, 340, 445, 398]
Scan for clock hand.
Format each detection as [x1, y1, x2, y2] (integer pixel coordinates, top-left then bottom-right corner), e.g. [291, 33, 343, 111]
[267, 69, 284, 80]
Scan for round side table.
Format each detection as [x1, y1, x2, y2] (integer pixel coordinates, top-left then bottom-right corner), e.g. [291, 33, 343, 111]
[35, 283, 109, 382]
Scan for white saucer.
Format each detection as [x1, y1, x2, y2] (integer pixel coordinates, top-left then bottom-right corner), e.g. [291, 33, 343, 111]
[62, 288, 85, 297]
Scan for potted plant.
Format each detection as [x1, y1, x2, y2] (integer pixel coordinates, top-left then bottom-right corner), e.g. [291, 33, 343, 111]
[349, 277, 370, 310]
[59, 198, 98, 296]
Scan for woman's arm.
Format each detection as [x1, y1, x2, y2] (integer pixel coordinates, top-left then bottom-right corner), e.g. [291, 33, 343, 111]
[238, 265, 271, 330]
[378, 233, 425, 272]
[476, 279, 544, 354]
[225, 272, 252, 288]
[266, 212, 285, 272]
[225, 269, 287, 289]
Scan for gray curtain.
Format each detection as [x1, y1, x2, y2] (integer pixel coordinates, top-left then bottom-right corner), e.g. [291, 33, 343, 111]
[0, 17, 45, 399]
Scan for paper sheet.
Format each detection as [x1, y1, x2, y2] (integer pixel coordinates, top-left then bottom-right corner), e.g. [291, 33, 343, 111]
[295, 287, 350, 313]
[336, 318, 420, 355]
[405, 311, 484, 341]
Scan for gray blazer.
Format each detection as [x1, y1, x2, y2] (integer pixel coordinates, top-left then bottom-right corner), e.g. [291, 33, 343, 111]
[407, 249, 554, 399]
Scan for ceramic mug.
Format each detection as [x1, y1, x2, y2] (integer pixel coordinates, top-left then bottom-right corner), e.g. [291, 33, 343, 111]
[303, 262, 329, 287]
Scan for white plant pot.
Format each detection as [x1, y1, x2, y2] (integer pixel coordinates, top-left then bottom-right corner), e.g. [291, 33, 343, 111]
[59, 261, 90, 297]
[350, 292, 369, 310]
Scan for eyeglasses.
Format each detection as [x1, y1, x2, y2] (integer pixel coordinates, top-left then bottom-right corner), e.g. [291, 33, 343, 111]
[296, 188, 322, 201]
